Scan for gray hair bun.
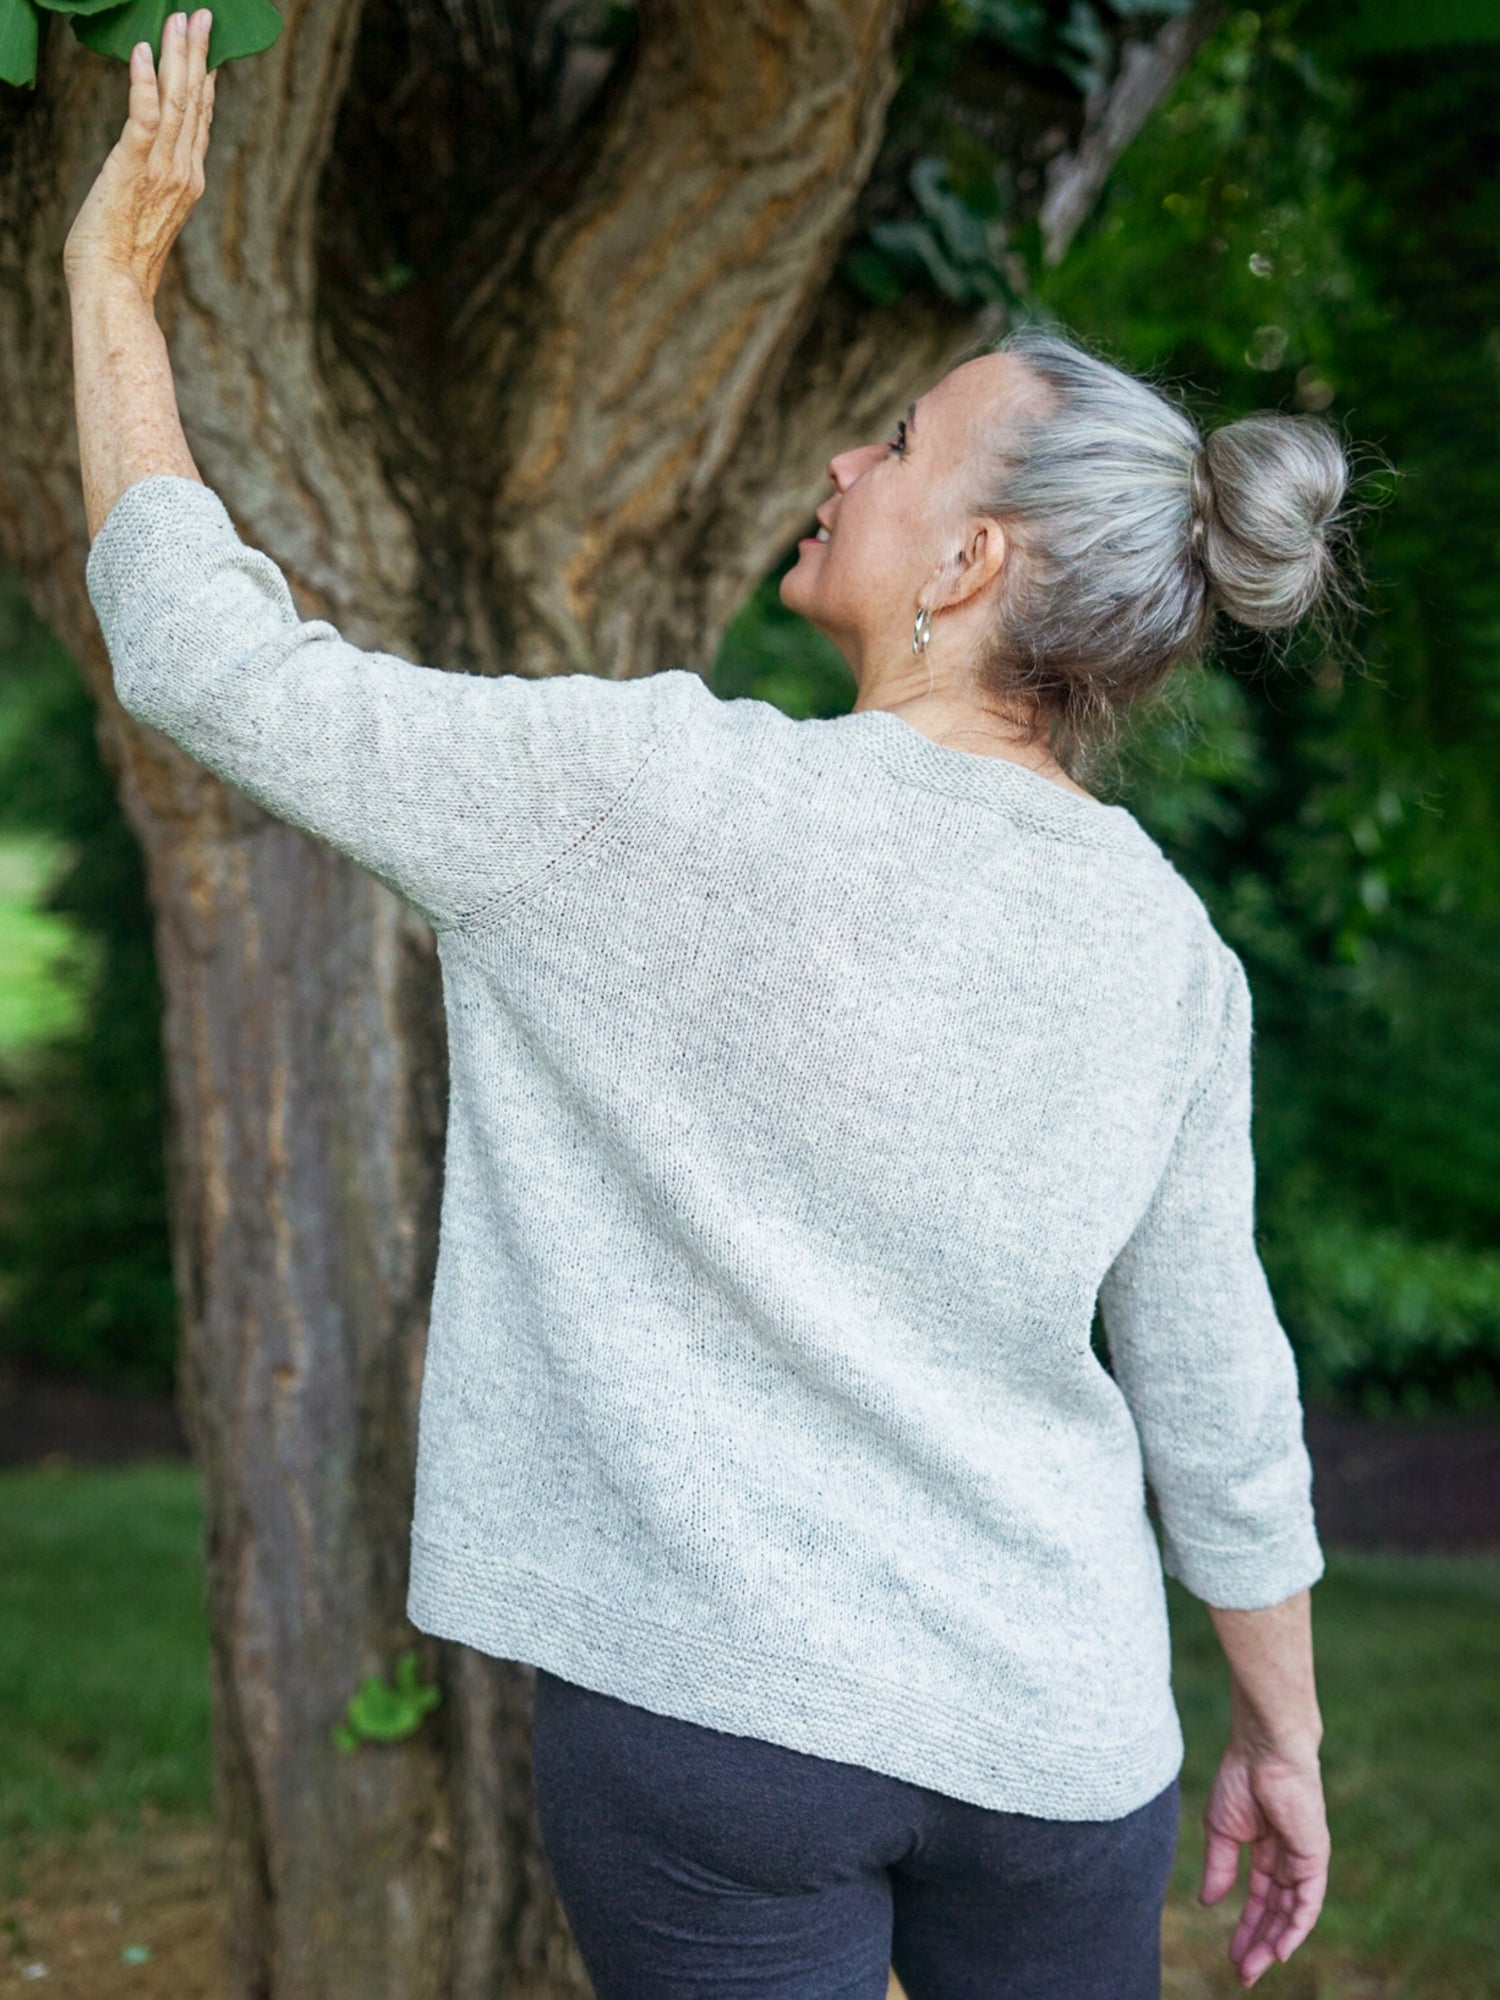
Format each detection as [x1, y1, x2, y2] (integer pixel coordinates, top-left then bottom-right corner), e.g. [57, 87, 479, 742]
[1190, 416, 1350, 630]
[965, 326, 1359, 770]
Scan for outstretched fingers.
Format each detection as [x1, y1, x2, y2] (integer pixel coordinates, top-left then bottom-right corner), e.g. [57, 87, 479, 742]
[153, 11, 194, 162]
[152, 11, 212, 183]
[172, 12, 213, 186]
[124, 38, 161, 151]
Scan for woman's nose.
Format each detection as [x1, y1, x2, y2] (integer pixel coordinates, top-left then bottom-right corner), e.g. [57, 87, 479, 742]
[826, 446, 868, 490]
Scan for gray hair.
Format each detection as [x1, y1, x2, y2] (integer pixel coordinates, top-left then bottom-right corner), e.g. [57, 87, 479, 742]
[965, 325, 1355, 765]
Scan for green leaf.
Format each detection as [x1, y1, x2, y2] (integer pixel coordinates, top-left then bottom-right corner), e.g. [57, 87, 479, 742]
[0, 0, 40, 88]
[68, 0, 282, 69]
[858, 153, 1019, 308]
[333, 1648, 442, 1750]
[910, 153, 997, 265]
[36, 0, 146, 21]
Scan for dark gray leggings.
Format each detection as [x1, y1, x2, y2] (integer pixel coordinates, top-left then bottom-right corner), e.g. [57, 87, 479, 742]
[529, 1667, 1180, 1999]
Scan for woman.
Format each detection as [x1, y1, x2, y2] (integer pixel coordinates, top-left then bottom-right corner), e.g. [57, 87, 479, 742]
[67, 19, 1335, 1999]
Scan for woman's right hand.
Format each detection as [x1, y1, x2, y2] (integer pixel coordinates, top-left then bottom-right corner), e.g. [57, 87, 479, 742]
[1198, 1734, 1330, 1987]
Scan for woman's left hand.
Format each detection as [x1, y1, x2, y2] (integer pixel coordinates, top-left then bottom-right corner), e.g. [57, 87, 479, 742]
[63, 10, 217, 305]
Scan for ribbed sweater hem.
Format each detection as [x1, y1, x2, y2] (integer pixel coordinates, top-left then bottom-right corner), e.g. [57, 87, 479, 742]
[406, 1528, 1185, 1824]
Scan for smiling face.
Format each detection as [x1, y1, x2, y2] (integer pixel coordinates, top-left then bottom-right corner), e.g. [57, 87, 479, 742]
[779, 352, 1048, 692]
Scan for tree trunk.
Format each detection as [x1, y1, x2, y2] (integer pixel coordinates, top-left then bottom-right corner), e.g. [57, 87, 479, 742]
[0, 2, 1209, 1991]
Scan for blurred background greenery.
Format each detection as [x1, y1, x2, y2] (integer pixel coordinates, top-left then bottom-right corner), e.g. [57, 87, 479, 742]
[2, 0, 1498, 1419]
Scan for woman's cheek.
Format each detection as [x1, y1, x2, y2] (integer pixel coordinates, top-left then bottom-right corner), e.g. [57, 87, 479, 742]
[823, 543, 860, 619]
[845, 532, 899, 623]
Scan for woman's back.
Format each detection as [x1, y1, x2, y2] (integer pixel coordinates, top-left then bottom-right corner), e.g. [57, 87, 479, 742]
[406, 666, 1323, 1822]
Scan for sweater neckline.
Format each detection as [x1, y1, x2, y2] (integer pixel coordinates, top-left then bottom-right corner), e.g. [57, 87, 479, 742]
[828, 706, 1152, 853]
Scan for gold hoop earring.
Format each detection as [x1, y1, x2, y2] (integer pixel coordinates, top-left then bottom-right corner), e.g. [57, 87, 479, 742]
[912, 606, 933, 657]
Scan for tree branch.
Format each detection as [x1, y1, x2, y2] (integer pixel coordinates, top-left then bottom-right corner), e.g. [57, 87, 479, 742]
[1039, 5, 1225, 267]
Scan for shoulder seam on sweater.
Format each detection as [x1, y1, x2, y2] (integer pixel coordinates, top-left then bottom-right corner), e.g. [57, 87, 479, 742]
[434, 703, 687, 937]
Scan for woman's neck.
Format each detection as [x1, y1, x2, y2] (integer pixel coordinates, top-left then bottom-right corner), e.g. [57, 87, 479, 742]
[850, 689, 1094, 801]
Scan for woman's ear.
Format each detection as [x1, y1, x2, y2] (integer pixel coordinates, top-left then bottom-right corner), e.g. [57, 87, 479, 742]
[922, 517, 1008, 615]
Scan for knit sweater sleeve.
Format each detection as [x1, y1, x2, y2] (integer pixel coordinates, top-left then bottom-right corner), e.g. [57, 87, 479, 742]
[85, 474, 683, 931]
[1097, 942, 1325, 1610]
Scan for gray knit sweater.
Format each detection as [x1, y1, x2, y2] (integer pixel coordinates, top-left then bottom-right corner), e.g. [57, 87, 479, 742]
[88, 474, 1324, 1821]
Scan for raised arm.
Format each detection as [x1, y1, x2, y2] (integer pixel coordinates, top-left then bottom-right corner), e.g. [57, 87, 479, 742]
[82, 474, 688, 930]
[65, 17, 688, 933]
[65, 13, 213, 535]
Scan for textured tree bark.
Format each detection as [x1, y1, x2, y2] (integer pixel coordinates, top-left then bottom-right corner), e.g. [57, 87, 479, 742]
[0, 2, 1205, 1992]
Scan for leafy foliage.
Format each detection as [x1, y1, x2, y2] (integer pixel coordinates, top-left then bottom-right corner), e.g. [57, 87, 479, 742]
[0, 575, 175, 1392]
[837, 0, 1196, 310]
[1031, 4, 1500, 1412]
[0, 0, 280, 90]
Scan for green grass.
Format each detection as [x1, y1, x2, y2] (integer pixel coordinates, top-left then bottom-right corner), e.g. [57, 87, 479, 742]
[1, 1464, 1497, 1993]
[1168, 1557, 1500, 1994]
[0, 1464, 212, 1845]
[0, 836, 93, 1056]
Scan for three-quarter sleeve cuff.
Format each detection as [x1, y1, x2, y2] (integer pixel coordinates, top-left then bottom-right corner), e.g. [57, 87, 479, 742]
[1159, 1519, 1327, 1609]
